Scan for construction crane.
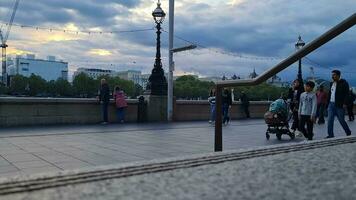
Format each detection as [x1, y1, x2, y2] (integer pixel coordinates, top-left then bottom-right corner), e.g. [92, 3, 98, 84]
[0, 0, 20, 86]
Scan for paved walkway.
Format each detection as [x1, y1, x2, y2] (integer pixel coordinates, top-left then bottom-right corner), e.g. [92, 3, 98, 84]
[0, 120, 354, 178]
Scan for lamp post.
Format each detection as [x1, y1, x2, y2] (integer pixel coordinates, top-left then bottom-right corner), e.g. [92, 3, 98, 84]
[147, 0, 167, 96]
[295, 35, 305, 84]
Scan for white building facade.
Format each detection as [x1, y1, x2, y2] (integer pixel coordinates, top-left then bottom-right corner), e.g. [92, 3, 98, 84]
[8, 54, 68, 81]
[73, 68, 115, 80]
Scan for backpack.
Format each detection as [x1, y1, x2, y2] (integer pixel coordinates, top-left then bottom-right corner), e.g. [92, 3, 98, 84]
[114, 91, 128, 108]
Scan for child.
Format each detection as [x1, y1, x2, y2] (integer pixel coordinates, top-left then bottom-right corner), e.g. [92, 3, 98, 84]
[298, 81, 317, 140]
[113, 86, 128, 123]
[208, 89, 216, 123]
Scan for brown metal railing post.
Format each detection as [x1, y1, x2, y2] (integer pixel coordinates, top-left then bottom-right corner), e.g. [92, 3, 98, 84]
[214, 86, 223, 152]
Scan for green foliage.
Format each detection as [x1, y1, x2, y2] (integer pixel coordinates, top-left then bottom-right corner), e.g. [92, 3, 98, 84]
[174, 75, 214, 99]
[5, 73, 287, 100]
[72, 73, 97, 97]
[0, 84, 8, 95]
[46, 80, 57, 97]
[55, 78, 73, 97]
[97, 75, 136, 98]
[9, 74, 29, 95]
[28, 74, 47, 96]
[233, 83, 288, 101]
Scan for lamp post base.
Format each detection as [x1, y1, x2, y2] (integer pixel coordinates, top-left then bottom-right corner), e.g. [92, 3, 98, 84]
[144, 95, 168, 122]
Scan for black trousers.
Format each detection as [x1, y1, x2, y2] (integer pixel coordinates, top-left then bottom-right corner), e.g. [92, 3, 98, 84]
[316, 103, 326, 123]
[291, 110, 299, 131]
[242, 105, 250, 118]
[347, 105, 354, 121]
[299, 115, 314, 140]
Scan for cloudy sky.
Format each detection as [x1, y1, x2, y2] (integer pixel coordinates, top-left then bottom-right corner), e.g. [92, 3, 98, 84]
[0, 0, 355, 85]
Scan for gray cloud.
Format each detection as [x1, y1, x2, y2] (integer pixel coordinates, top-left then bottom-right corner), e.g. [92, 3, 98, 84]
[0, 0, 355, 86]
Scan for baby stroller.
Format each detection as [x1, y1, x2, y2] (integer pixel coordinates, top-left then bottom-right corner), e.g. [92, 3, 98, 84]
[264, 99, 295, 140]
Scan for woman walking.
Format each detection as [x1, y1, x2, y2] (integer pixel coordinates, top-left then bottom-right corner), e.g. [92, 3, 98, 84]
[288, 79, 304, 135]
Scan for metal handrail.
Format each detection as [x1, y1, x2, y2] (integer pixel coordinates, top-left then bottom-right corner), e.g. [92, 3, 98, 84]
[214, 13, 356, 152]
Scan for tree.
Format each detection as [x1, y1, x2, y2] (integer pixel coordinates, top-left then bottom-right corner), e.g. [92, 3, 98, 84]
[28, 74, 47, 96]
[233, 83, 288, 101]
[174, 75, 214, 99]
[98, 75, 136, 98]
[55, 78, 73, 97]
[9, 75, 29, 95]
[46, 80, 57, 97]
[0, 84, 8, 95]
[72, 73, 97, 97]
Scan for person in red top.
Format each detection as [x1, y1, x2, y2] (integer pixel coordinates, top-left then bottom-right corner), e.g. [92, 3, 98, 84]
[316, 85, 328, 124]
[113, 86, 128, 123]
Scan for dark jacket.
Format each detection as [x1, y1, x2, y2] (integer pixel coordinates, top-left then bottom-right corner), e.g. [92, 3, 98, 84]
[99, 83, 110, 103]
[328, 79, 349, 108]
[222, 91, 232, 106]
[240, 93, 249, 106]
[287, 86, 304, 111]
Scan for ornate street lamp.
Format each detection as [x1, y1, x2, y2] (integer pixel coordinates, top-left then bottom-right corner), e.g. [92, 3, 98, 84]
[147, 0, 167, 95]
[295, 35, 305, 84]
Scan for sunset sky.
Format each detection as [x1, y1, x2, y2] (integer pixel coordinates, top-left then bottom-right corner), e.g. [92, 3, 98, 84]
[0, 0, 355, 85]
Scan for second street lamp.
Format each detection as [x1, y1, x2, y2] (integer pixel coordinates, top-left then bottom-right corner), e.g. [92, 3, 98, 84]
[147, 0, 167, 96]
[295, 35, 305, 84]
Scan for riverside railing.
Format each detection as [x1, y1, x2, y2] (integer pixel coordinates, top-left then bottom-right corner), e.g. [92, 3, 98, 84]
[214, 13, 356, 152]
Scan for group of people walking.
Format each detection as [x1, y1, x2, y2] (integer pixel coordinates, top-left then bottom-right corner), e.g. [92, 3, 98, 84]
[288, 70, 353, 140]
[208, 69, 354, 140]
[98, 79, 128, 124]
[208, 88, 250, 125]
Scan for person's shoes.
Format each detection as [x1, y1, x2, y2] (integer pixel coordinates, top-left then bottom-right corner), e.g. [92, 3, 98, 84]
[101, 122, 108, 125]
[208, 120, 212, 124]
[325, 135, 334, 139]
[120, 120, 124, 123]
[346, 132, 352, 136]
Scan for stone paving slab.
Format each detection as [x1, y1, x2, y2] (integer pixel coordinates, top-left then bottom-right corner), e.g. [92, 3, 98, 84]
[0, 120, 354, 179]
[0, 139, 355, 200]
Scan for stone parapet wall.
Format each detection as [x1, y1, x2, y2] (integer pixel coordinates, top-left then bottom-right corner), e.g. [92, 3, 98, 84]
[174, 100, 271, 121]
[0, 97, 355, 126]
[0, 97, 138, 127]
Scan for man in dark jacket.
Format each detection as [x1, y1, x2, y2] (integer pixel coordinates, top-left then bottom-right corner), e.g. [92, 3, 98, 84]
[240, 91, 250, 118]
[326, 70, 351, 138]
[99, 79, 110, 124]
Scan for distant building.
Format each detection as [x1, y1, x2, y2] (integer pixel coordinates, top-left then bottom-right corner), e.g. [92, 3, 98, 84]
[73, 68, 115, 79]
[267, 75, 289, 87]
[140, 74, 150, 89]
[117, 70, 142, 85]
[199, 76, 222, 83]
[8, 54, 68, 81]
[249, 68, 258, 79]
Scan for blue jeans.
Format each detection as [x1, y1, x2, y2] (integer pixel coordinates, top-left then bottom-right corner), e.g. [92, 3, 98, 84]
[327, 103, 351, 137]
[222, 104, 230, 123]
[116, 107, 125, 122]
[210, 104, 216, 121]
[102, 102, 109, 122]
